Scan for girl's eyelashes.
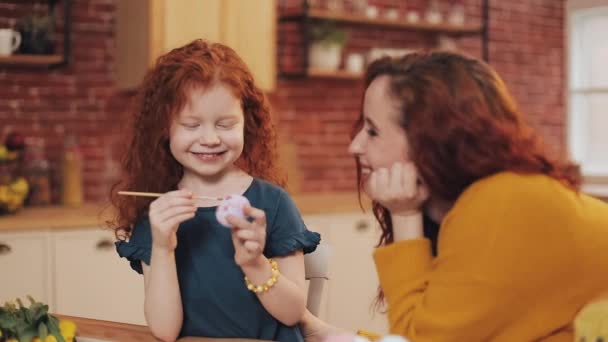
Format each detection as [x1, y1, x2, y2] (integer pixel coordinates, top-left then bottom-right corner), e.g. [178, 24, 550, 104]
[216, 122, 236, 129]
[366, 128, 378, 137]
[181, 123, 199, 129]
[179, 122, 235, 129]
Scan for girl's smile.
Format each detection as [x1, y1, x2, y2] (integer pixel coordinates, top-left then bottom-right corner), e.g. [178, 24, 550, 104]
[169, 83, 245, 180]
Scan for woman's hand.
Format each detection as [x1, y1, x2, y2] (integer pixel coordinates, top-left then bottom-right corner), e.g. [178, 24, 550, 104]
[148, 189, 197, 251]
[228, 205, 268, 267]
[365, 162, 430, 216]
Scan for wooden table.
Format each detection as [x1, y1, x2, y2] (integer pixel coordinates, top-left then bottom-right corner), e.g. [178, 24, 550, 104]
[56, 315, 272, 342]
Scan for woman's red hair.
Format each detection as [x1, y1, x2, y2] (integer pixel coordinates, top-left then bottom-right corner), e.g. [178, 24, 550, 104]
[109, 39, 284, 237]
[354, 51, 581, 246]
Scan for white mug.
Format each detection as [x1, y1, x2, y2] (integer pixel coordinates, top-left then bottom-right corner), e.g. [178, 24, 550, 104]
[346, 53, 365, 74]
[0, 29, 21, 56]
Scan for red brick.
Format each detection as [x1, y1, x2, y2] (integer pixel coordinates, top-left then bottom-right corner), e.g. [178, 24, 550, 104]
[0, 0, 567, 201]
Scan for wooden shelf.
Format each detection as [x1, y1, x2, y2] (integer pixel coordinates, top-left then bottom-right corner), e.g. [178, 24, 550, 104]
[0, 54, 64, 66]
[278, 2, 489, 78]
[281, 8, 482, 35]
[307, 68, 362, 79]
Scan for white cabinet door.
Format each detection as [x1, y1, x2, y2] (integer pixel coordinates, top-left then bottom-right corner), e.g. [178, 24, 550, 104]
[0, 231, 51, 307]
[326, 213, 388, 335]
[303, 213, 389, 335]
[53, 229, 146, 325]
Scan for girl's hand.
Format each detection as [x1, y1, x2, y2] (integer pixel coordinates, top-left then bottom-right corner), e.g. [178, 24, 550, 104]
[228, 205, 267, 268]
[365, 162, 430, 216]
[148, 189, 197, 251]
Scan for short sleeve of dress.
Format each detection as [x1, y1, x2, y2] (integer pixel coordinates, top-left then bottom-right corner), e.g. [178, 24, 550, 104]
[265, 190, 320, 258]
[115, 218, 152, 274]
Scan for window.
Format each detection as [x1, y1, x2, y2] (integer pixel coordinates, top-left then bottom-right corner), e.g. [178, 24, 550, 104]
[567, 0, 608, 183]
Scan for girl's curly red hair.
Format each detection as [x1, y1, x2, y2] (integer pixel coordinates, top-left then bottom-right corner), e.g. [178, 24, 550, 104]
[109, 39, 284, 237]
[354, 51, 581, 247]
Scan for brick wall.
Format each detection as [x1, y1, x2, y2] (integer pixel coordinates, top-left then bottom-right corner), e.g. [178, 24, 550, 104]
[0, 0, 128, 203]
[275, 0, 565, 192]
[0, 0, 565, 202]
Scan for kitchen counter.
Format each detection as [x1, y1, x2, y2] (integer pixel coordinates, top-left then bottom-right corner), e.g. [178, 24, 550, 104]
[56, 315, 271, 342]
[0, 192, 371, 232]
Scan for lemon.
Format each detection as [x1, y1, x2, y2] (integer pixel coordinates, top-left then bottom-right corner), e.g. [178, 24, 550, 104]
[59, 319, 77, 338]
[31, 335, 58, 342]
[0, 145, 8, 160]
[9, 177, 29, 197]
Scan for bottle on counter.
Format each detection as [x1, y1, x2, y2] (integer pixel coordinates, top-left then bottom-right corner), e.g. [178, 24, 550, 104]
[61, 135, 83, 206]
[23, 137, 52, 206]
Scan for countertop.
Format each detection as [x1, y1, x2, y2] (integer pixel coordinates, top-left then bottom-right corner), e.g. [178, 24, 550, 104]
[56, 315, 271, 342]
[0, 192, 371, 232]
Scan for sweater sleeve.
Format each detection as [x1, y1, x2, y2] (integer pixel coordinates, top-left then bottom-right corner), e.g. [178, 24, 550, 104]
[373, 173, 577, 341]
[374, 238, 524, 341]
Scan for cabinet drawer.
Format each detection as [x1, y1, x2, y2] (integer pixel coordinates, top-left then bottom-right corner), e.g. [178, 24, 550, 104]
[0, 231, 51, 306]
[53, 229, 146, 325]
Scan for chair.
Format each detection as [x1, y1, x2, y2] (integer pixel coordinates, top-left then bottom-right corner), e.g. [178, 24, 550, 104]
[304, 243, 331, 316]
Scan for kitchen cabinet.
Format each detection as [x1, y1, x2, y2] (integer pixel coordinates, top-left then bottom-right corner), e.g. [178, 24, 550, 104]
[116, 0, 276, 91]
[0, 208, 387, 333]
[53, 229, 146, 325]
[0, 231, 52, 306]
[303, 212, 389, 335]
[0, 228, 145, 325]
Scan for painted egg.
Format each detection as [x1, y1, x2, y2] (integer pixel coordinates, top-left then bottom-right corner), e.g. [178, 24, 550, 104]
[215, 194, 250, 228]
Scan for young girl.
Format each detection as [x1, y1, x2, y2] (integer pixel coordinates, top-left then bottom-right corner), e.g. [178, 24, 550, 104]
[110, 39, 320, 342]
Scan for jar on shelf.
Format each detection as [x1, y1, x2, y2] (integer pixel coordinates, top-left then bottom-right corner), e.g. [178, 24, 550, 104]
[351, 0, 368, 15]
[448, 0, 466, 25]
[425, 0, 443, 25]
[406, 4, 421, 23]
[365, 5, 378, 18]
[23, 137, 51, 206]
[327, 0, 344, 12]
[384, 6, 399, 21]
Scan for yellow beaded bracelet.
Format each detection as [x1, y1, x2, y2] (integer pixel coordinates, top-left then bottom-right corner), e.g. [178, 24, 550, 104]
[244, 258, 280, 293]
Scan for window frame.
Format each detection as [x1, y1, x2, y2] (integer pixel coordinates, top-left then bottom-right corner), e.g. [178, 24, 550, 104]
[566, 0, 608, 198]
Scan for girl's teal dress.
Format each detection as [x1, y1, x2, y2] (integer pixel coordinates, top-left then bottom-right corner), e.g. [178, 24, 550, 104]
[116, 178, 320, 341]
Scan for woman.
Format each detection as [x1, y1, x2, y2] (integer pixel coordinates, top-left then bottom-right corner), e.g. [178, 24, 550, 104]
[304, 51, 608, 342]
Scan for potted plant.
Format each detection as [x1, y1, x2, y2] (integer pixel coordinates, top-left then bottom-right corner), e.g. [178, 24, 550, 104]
[16, 13, 55, 55]
[0, 296, 76, 342]
[308, 20, 348, 71]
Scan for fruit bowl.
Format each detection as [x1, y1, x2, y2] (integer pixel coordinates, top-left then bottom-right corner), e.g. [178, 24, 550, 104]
[0, 176, 29, 215]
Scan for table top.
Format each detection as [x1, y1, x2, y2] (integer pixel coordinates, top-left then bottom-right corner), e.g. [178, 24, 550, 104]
[56, 315, 273, 342]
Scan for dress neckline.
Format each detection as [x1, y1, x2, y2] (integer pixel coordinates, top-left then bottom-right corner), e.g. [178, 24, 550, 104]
[195, 178, 257, 212]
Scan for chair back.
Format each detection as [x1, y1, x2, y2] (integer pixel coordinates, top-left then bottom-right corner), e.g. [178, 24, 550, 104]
[304, 243, 330, 316]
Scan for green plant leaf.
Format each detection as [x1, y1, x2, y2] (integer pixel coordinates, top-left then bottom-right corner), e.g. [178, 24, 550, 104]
[16, 323, 37, 342]
[47, 316, 65, 342]
[38, 321, 48, 340]
[0, 312, 17, 330]
[308, 20, 348, 46]
[29, 303, 48, 323]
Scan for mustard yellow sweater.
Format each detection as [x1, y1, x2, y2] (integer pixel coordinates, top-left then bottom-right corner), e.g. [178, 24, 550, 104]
[374, 172, 608, 342]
